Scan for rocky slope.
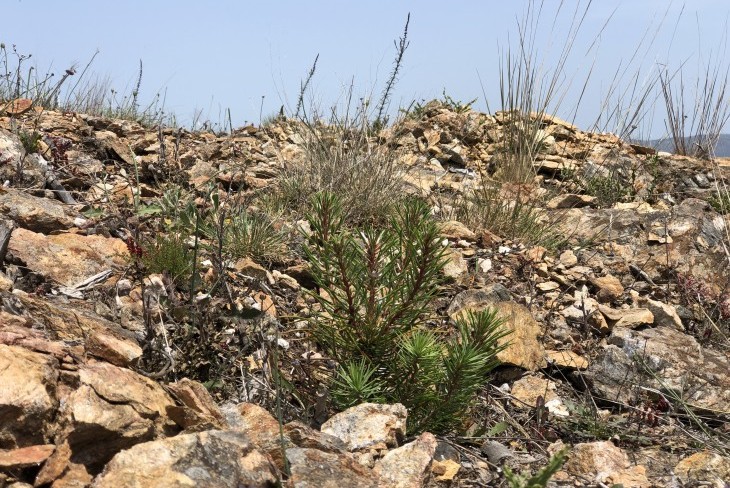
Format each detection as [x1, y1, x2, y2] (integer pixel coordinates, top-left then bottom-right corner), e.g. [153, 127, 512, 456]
[0, 99, 729, 487]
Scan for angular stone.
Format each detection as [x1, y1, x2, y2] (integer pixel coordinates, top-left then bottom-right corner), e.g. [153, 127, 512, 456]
[0, 187, 75, 233]
[7, 228, 128, 287]
[558, 250, 578, 267]
[673, 451, 730, 486]
[373, 432, 437, 488]
[591, 275, 624, 303]
[166, 378, 227, 431]
[491, 302, 545, 370]
[438, 221, 476, 241]
[563, 441, 649, 486]
[287, 447, 381, 488]
[642, 298, 683, 331]
[545, 350, 588, 370]
[57, 361, 176, 469]
[510, 375, 560, 410]
[441, 249, 468, 280]
[587, 326, 730, 415]
[85, 329, 142, 367]
[0, 444, 54, 469]
[321, 403, 407, 451]
[284, 421, 346, 453]
[224, 403, 282, 447]
[2, 98, 33, 115]
[92, 430, 277, 488]
[0, 345, 58, 447]
[598, 305, 653, 328]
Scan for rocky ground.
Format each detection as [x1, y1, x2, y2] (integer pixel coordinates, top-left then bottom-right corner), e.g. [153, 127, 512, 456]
[0, 98, 729, 487]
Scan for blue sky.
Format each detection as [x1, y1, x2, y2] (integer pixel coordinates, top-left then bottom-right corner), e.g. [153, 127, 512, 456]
[3, 1, 729, 137]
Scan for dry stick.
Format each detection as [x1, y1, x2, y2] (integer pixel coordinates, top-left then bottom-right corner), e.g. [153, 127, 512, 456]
[294, 54, 319, 119]
[374, 12, 410, 126]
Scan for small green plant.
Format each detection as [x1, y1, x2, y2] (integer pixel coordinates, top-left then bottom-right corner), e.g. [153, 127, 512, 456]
[225, 210, 285, 263]
[457, 182, 564, 249]
[710, 191, 730, 215]
[304, 192, 509, 433]
[18, 129, 41, 154]
[141, 233, 195, 286]
[441, 89, 477, 113]
[503, 448, 568, 488]
[585, 174, 630, 207]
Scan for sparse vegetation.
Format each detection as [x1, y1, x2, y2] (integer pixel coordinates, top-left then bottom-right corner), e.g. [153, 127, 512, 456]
[3, 3, 730, 485]
[504, 448, 568, 488]
[457, 181, 565, 248]
[277, 106, 406, 225]
[141, 233, 195, 286]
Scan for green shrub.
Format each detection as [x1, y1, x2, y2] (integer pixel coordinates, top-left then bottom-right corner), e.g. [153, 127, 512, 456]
[304, 192, 509, 433]
[585, 174, 630, 207]
[19, 130, 41, 154]
[710, 191, 730, 215]
[142, 233, 195, 285]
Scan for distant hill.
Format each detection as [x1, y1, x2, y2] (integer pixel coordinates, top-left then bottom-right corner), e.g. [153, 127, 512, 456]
[635, 133, 730, 157]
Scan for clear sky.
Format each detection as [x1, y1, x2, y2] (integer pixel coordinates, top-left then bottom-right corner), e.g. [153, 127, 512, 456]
[3, 1, 729, 137]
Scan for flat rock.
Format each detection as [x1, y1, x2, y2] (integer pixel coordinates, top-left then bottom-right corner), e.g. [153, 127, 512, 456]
[563, 441, 649, 487]
[0, 444, 54, 469]
[641, 297, 683, 331]
[545, 350, 588, 370]
[491, 302, 545, 370]
[449, 291, 544, 370]
[510, 375, 560, 409]
[373, 432, 437, 488]
[92, 430, 277, 488]
[598, 304, 653, 328]
[7, 228, 128, 287]
[438, 220, 476, 241]
[2, 98, 33, 115]
[321, 403, 406, 451]
[586, 326, 730, 416]
[673, 451, 730, 486]
[0, 344, 59, 447]
[287, 447, 381, 488]
[0, 187, 75, 233]
[591, 275, 624, 302]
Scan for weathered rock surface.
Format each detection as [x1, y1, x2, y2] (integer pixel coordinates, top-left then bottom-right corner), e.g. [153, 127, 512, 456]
[0, 345, 58, 448]
[587, 326, 730, 415]
[321, 403, 407, 451]
[92, 430, 278, 487]
[286, 447, 382, 488]
[7, 229, 128, 287]
[562, 441, 650, 487]
[0, 102, 729, 487]
[373, 432, 437, 488]
[0, 187, 75, 233]
[673, 451, 730, 486]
